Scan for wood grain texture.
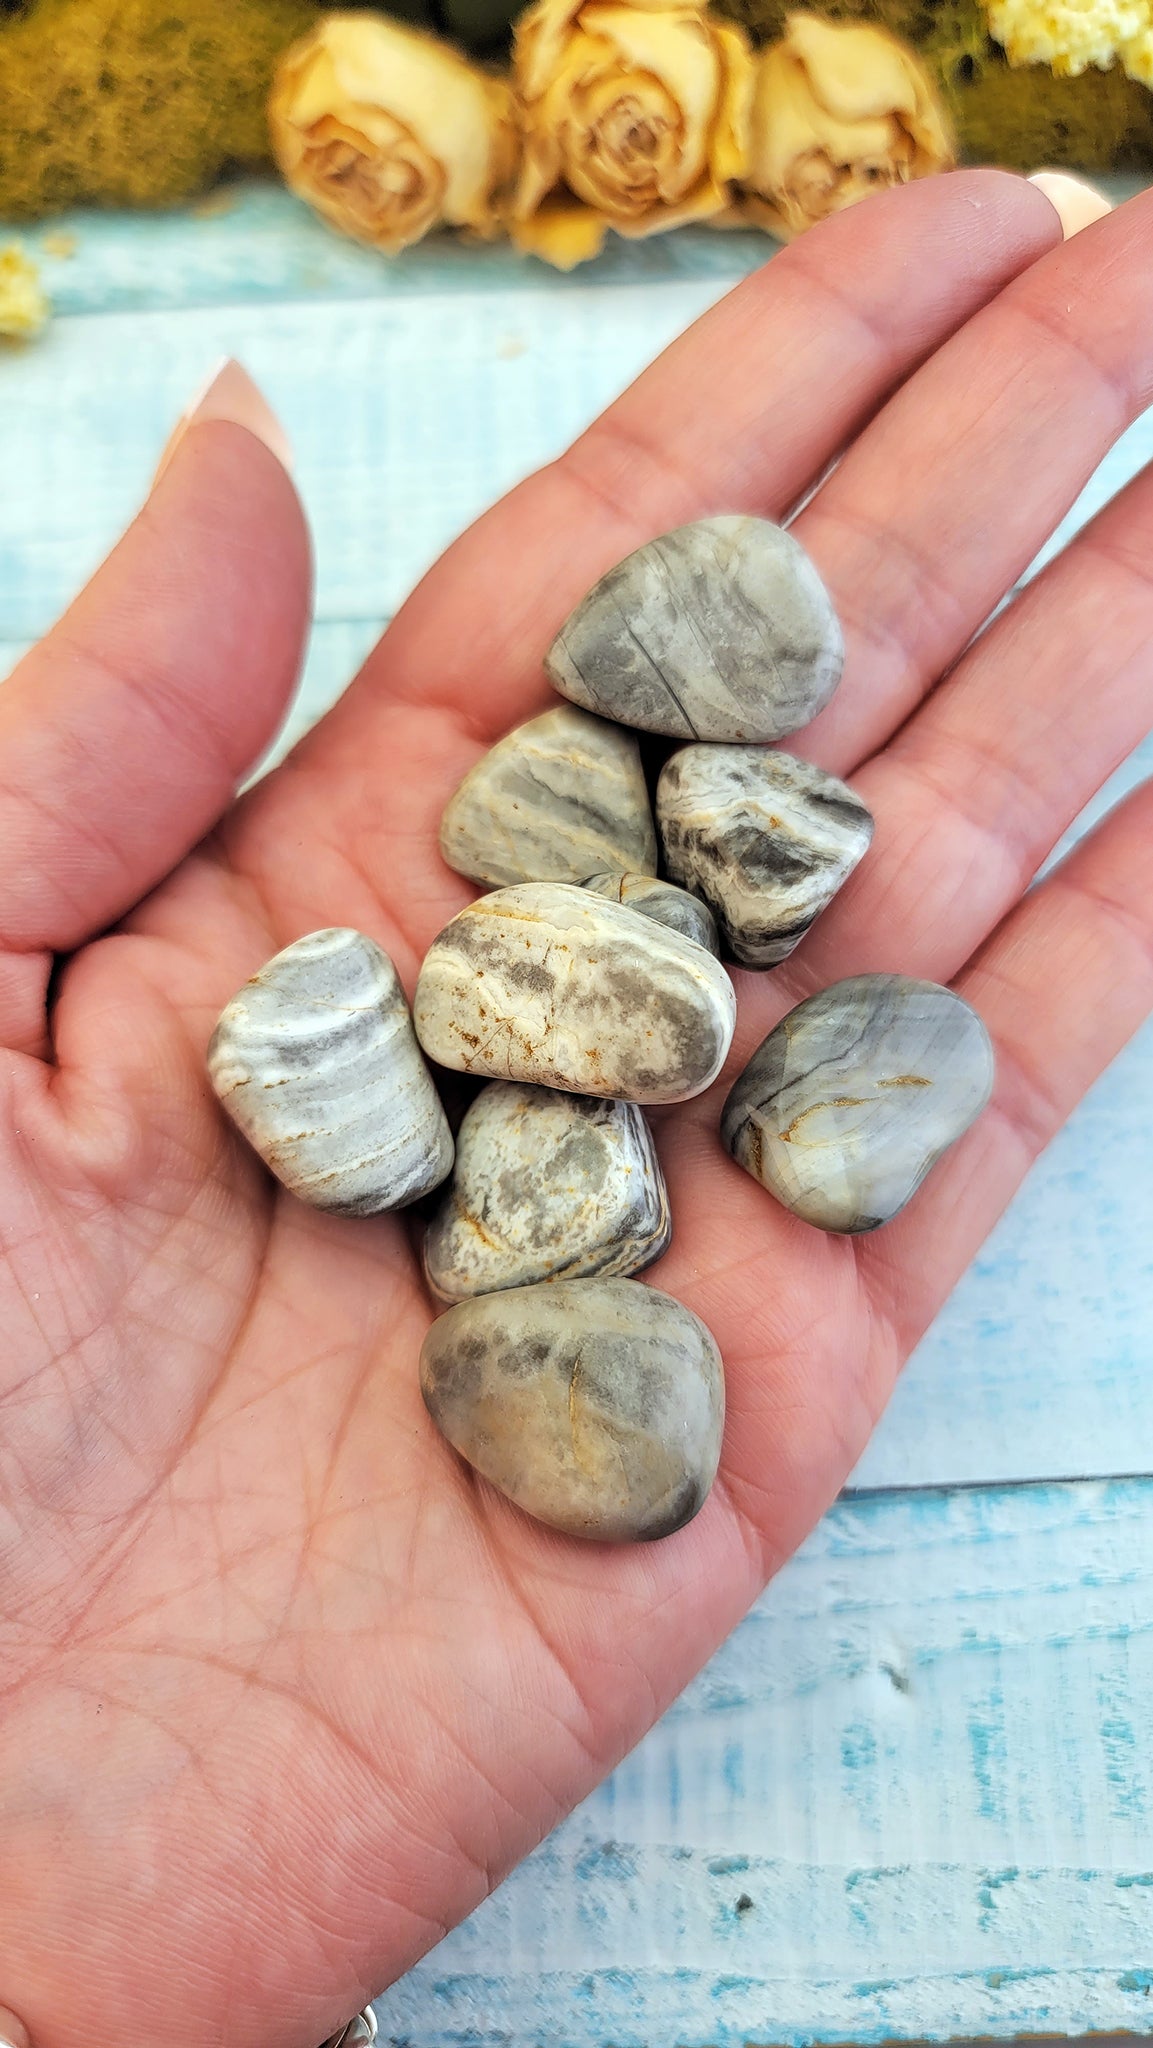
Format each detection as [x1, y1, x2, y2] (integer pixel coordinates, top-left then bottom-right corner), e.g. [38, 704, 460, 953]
[371, 1479, 1153, 2045]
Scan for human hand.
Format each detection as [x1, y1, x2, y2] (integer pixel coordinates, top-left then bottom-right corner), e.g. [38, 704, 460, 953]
[2, 171, 1152, 2048]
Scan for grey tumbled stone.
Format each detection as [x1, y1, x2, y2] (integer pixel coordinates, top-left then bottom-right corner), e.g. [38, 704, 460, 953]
[657, 744, 873, 968]
[580, 870, 721, 956]
[420, 1278, 724, 1541]
[207, 928, 453, 1214]
[439, 705, 657, 889]
[721, 974, 995, 1232]
[413, 881, 736, 1105]
[545, 514, 843, 743]
[424, 1082, 670, 1303]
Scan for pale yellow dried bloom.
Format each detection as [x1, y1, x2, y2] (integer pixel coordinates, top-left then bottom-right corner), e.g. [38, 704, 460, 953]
[0, 244, 49, 340]
[743, 13, 953, 241]
[511, 0, 753, 268]
[269, 13, 519, 255]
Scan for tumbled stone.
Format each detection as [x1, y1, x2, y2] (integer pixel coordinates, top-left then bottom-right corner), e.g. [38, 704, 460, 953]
[414, 881, 736, 1105]
[580, 870, 721, 956]
[439, 704, 657, 889]
[425, 1082, 670, 1304]
[657, 744, 873, 968]
[208, 928, 453, 1214]
[721, 974, 995, 1232]
[420, 1278, 724, 1540]
[545, 514, 843, 743]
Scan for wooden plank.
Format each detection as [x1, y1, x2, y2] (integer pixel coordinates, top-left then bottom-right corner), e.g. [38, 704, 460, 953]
[22, 180, 773, 318]
[18, 176, 1149, 321]
[371, 1478, 1153, 2047]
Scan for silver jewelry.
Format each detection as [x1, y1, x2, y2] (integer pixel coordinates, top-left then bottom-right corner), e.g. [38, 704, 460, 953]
[318, 2007, 377, 2048]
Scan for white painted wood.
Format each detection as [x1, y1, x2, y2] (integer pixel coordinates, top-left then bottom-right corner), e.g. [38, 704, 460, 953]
[372, 1478, 1153, 2045]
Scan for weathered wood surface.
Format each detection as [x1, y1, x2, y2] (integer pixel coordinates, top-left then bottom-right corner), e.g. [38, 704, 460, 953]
[3, 182, 1151, 2042]
[373, 1480, 1153, 2045]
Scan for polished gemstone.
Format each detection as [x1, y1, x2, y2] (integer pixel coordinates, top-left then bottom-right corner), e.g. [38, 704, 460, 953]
[545, 514, 843, 742]
[425, 1081, 670, 1303]
[657, 744, 873, 967]
[439, 704, 656, 888]
[413, 881, 736, 1104]
[721, 974, 995, 1231]
[420, 1278, 724, 1540]
[208, 927, 453, 1213]
[580, 869, 720, 955]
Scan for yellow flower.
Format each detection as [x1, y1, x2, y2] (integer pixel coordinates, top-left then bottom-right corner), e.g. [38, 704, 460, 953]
[0, 244, 49, 340]
[743, 13, 954, 241]
[984, 0, 1153, 85]
[269, 13, 519, 255]
[511, 0, 753, 269]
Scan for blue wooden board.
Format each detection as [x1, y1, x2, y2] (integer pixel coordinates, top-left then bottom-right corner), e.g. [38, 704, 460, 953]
[3, 181, 1152, 2041]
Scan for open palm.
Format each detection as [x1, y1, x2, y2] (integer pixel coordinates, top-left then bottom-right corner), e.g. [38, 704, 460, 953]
[3, 173, 1153, 2048]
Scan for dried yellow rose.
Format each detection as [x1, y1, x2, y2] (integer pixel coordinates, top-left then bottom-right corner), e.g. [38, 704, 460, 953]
[0, 244, 49, 340]
[511, 0, 753, 269]
[743, 13, 954, 241]
[269, 13, 519, 255]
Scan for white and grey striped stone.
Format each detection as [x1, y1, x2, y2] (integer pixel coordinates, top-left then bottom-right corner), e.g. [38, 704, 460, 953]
[207, 928, 453, 1214]
[657, 744, 873, 968]
[439, 705, 657, 889]
[579, 870, 721, 956]
[414, 881, 736, 1105]
[721, 974, 995, 1233]
[424, 1082, 670, 1304]
[420, 1278, 724, 1541]
[545, 515, 843, 743]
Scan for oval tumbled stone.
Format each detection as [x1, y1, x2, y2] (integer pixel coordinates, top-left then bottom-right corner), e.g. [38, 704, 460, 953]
[424, 1082, 670, 1304]
[208, 928, 453, 1214]
[721, 974, 995, 1232]
[545, 514, 844, 743]
[440, 705, 657, 889]
[657, 744, 873, 968]
[580, 870, 721, 956]
[420, 1279, 724, 1541]
[414, 882, 736, 1104]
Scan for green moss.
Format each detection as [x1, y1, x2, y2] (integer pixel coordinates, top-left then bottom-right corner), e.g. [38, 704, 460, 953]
[0, 0, 320, 221]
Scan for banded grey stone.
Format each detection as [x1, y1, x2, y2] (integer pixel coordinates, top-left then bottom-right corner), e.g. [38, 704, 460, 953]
[207, 928, 453, 1214]
[657, 744, 873, 968]
[580, 870, 721, 956]
[414, 881, 735, 1105]
[439, 705, 656, 888]
[424, 1082, 670, 1303]
[420, 1278, 724, 1541]
[545, 514, 843, 743]
[721, 974, 995, 1232]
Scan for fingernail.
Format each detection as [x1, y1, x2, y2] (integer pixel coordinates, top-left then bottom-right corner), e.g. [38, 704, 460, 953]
[1028, 170, 1113, 240]
[0, 2004, 32, 2048]
[153, 357, 293, 486]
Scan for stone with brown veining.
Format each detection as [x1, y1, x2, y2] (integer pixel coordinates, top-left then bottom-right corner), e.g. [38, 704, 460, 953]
[420, 1278, 724, 1540]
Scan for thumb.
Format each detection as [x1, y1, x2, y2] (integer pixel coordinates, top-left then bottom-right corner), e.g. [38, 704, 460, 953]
[0, 361, 311, 1051]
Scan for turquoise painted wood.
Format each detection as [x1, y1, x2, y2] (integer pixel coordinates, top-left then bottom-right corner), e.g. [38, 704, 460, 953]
[3, 183, 1152, 2041]
[373, 1481, 1153, 2046]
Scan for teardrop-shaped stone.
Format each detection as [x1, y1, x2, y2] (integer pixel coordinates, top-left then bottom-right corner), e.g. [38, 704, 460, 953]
[420, 1278, 724, 1541]
[425, 1082, 670, 1303]
[414, 881, 735, 1104]
[439, 705, 657, 888]
[546, 515, 843, 742]
[657, 744, 873, 967]
[721, 974, 995, 1232]
[208, 928, 453, 1214]
[580, 870, 720, 956]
